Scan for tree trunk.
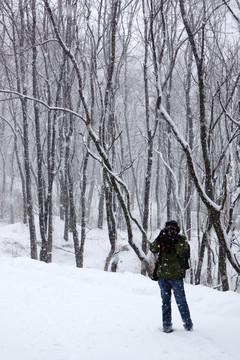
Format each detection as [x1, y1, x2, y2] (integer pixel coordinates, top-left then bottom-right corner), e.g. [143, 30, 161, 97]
[104, 170, 117, 272]
[19, 0, 37, 259]
[97, 179, 105, 229]
[79, 148, 90, 267]
[195, 227, 207, 285]
[67, 165, 81, 267]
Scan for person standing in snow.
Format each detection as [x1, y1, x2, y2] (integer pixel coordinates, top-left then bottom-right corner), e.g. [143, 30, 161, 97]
[150, 220, 193, 333]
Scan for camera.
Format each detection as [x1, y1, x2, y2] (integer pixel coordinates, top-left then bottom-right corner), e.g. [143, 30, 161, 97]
[167, 230, 175, 238]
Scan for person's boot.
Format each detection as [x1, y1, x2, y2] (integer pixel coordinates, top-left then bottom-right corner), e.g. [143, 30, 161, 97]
[163, 324, 173, 333]
[184, 323, 193, 331]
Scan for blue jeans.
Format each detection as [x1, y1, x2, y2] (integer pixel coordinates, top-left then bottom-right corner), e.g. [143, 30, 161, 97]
[158, 278, 193, 328]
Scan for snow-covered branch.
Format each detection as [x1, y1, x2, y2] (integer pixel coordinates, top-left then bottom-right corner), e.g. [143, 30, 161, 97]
[0, 89, 87, 123]
[158, 105, 240, 275]
[158, 104, 221, 212]
[83, 131, 149, 248]
[154, 148, 191, 235]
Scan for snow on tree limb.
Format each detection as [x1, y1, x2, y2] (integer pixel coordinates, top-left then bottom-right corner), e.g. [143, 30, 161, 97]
[0, 89, 87, 123]
[158, 105, 240, 275]
[159, 104, 221, 212]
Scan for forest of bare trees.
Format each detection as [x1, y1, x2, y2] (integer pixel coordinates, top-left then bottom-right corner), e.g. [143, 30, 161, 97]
[0, 0, 239, 291]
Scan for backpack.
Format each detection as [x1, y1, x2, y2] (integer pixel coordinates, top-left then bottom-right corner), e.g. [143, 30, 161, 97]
[151, 252, 161, 281]
[177, 243, 190, 277]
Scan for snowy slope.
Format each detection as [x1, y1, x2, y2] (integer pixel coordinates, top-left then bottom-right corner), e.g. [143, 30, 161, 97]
[0, 256, 239, 360]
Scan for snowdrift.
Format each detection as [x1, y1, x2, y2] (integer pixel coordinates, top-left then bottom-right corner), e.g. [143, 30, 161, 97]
[0, 256, 239, 360]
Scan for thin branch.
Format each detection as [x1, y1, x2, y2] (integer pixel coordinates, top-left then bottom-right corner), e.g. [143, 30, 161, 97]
[0, 113, 18, 138]
[222, 0, 240, 24]
[0, 89, 86, 122]
[220, 101, 240, 127]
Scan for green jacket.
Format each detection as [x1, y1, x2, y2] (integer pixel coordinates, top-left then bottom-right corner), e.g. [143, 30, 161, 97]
[150, 234, 189, 279]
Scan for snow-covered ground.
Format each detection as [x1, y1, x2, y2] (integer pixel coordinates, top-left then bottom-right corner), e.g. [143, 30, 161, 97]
[0, 220, 239, 360]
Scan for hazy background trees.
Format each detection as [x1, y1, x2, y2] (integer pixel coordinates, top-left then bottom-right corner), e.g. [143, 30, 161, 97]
[0, 0, 239, 291]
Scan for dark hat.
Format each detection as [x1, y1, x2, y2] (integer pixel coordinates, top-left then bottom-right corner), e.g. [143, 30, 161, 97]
[165, 220, 180, 233]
